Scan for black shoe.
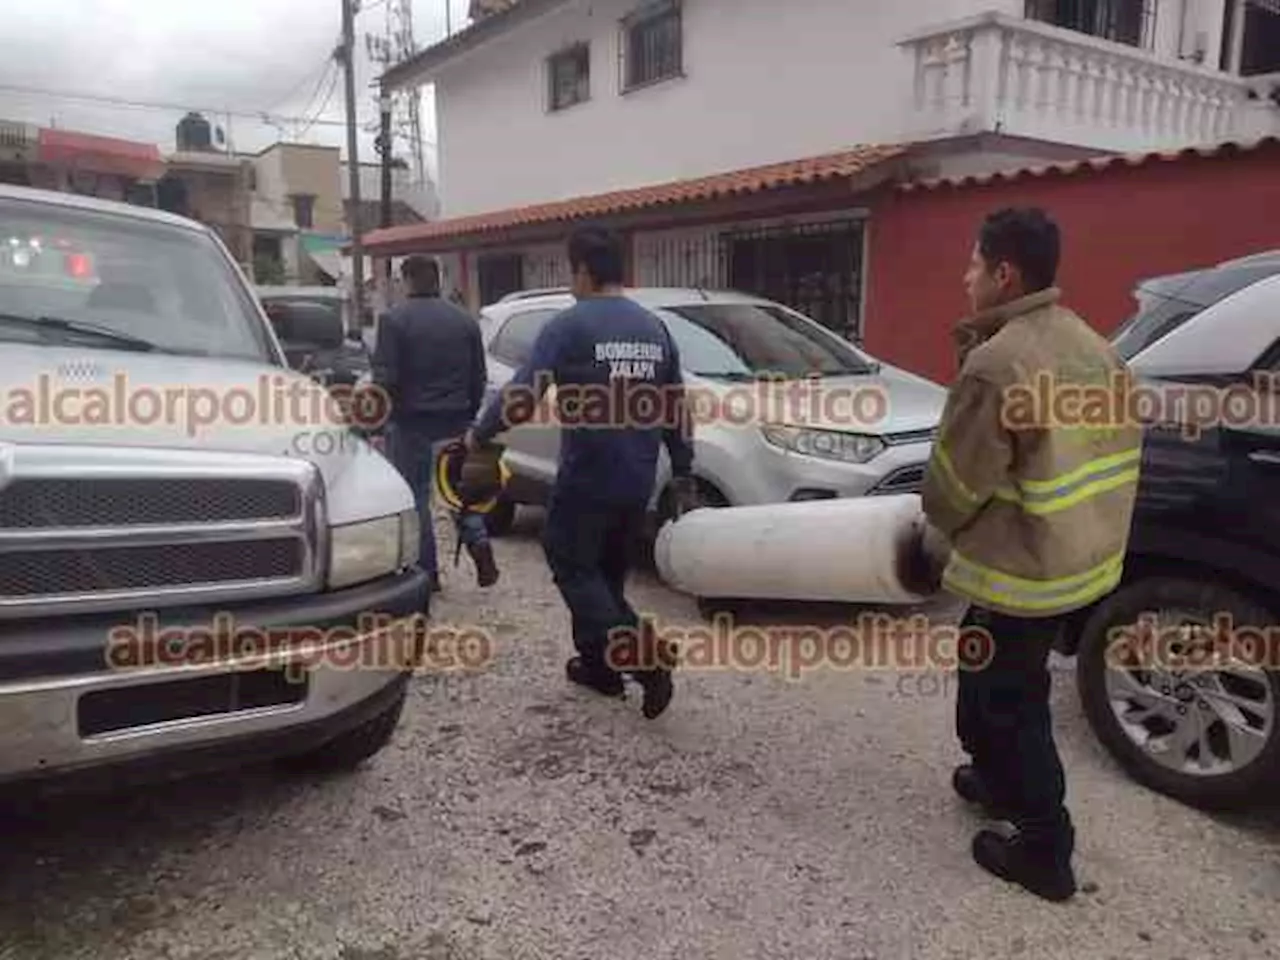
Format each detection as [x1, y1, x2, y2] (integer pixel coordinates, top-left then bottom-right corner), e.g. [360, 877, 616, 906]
[566, 657, 625, 698]
[971, 829, 1077, 902]
[635, 668, 673, 719]
[953, 765, 1011, 820]
[467, 541, 499, 588]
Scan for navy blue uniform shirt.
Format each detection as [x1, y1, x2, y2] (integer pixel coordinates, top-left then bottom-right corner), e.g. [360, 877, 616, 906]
[473, 295, 694, 505]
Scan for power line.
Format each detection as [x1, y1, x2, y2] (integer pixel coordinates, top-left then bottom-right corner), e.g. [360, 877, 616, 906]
[295, 67, 343, 139]
[263, 48, 339, 115]
[0, 81, 374, 130]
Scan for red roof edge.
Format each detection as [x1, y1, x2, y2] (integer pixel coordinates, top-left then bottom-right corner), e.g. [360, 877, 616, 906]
[897, 135, 1280, 193]
[359, 142, 910, 253]
[37, 127, 167, 181]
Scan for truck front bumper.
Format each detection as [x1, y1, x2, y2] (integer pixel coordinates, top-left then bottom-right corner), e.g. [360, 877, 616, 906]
[0, 567, 430, 791]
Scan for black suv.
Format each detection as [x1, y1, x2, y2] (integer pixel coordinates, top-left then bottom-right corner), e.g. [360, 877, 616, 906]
[1059, 250, 1280, 811]
[258, 288, 371, 389]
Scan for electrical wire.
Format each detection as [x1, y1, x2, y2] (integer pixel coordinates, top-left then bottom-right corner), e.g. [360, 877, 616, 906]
[294, 66, 343, 139]
[263, 46, 340, 115]
[0, 81, 372, 130]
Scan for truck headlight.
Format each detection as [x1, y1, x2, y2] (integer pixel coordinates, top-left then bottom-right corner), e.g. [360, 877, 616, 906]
[328, 509, 420, 589]
[761, 425, 886, 464]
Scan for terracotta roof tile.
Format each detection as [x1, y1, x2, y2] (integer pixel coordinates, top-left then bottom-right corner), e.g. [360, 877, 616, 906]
[898, 135, 1280, 192]
[361, 142, 908, 251]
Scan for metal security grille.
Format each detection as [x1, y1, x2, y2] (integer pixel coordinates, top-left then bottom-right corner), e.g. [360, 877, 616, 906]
[1025, 0, 1157, 49]
[725, 219, 866, 341]
[633, 228, 728, 289]
[621, 0, 682, 91]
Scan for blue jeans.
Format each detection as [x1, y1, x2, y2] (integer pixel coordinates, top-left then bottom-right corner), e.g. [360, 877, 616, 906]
[386, 416, 488, 578]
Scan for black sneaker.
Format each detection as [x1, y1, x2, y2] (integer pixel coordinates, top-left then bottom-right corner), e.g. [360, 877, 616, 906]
[971, 829, 1077, 902]
[566, 657, 625, 698]
[952, 765, 1012, 820]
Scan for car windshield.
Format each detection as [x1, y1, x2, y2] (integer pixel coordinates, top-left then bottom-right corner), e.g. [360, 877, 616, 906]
[658, 302, 876, 379]
[1112, 261, 1280, 362]
[0, 196, 274, 361]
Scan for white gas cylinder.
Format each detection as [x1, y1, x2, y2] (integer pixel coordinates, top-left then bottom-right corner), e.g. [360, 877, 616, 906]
[653, 494, 938, 605]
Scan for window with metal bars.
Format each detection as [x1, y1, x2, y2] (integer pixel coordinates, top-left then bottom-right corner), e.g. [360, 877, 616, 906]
[548, 43, 590, 111]
[1025, 0, 1156, 48]
[621, 0, 682, 93]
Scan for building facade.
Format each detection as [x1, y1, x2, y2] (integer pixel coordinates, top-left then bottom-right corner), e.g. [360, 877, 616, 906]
[366, 0, 1280, 338]
[386, 0, 1280, 218]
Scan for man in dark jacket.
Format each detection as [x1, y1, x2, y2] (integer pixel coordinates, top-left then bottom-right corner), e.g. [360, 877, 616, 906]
[373, 255, 498, 594]
[466, 224, 697, 719]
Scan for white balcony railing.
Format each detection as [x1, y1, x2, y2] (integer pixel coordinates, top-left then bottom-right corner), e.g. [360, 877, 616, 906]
[898, 11, 1280, 153]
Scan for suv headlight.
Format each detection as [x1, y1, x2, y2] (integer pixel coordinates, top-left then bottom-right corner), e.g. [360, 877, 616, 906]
[761, 425, 886, 464]
[327, 509, 420, 589]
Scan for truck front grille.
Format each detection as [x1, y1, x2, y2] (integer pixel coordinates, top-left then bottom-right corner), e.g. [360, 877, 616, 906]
[0, 477, 301, 528]
[0, 538, 305, 597]
[0, 445, 323, 618]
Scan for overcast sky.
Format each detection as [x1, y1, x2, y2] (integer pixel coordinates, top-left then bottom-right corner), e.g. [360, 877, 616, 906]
[0, 0, 469, 179]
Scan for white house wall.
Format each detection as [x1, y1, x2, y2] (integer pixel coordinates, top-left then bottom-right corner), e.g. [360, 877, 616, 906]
[430, 0, 1241, 219]
[433, 0, 1029, 218]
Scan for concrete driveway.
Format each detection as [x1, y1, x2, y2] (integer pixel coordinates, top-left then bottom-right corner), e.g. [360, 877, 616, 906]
[1, 509, 1278, 959]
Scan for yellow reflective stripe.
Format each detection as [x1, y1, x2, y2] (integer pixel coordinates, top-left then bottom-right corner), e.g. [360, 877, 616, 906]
[928, 443, 980, 506]
[992, 447, 1142, 515]
[944, 550, 1125, 613]
[1018, 447, 1141, 495]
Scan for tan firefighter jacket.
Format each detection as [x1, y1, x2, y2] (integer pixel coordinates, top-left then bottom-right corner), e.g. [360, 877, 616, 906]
[920, 287, 1143, 619]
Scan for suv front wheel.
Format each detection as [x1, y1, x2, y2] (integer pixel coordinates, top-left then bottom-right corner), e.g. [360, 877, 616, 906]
[1076, 575, 1280, 811]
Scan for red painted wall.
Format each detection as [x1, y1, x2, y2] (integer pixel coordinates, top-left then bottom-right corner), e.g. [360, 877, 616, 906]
[863, 142, 1280, 385]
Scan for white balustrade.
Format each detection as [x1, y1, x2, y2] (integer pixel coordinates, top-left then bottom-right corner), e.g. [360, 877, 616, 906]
[899, 11, 1279, 152]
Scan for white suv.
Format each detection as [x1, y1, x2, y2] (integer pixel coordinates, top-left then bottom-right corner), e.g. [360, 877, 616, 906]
[476, 287, 947, 539]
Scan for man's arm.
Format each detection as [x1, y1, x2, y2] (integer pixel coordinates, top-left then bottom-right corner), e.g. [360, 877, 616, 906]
[470, 316, 564, 447]
[370, 310, 400, 409]
[920, 371, 1014, 539]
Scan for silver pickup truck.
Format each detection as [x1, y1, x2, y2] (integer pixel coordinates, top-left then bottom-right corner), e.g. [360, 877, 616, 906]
[0, 184, 430, 795]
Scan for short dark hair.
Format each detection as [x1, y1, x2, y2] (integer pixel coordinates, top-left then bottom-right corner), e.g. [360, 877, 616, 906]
[567, 223, 625, 287]
[401, 255, 440, 295]
[977, 207, 1060, 293]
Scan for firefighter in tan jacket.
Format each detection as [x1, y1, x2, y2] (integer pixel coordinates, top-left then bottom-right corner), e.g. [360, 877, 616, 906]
[920, 207, 1142, 903]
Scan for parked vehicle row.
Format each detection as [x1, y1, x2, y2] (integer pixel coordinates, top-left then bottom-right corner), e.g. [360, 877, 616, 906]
[0, 180, 1276, 815]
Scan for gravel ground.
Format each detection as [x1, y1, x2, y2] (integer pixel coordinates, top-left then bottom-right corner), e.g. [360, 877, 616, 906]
[1, 506, 1279, 960]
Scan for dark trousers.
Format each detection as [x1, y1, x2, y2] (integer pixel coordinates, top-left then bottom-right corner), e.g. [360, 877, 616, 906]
[386, 414, 487, 577]
[542, 491, 647, 674]
[956, 603, 1074, 856]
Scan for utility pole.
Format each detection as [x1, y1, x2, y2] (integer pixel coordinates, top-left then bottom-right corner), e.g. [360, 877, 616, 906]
[378, 88, 393, 231]
[377, 84, 394, 308]
[342, 0, 366, 333]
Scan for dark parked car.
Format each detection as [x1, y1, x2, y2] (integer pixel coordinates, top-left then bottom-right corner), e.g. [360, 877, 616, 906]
[257, 286, 371, 389]
[1058, 250, 1280, 811]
